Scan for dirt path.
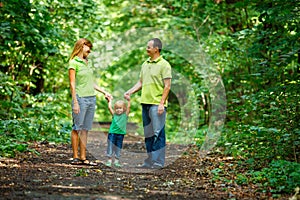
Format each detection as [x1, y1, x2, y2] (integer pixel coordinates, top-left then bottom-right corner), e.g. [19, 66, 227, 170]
[0, 131, 291, 200]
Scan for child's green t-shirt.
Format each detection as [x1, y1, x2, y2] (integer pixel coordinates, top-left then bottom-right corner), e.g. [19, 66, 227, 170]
[109, 113, 128, 135]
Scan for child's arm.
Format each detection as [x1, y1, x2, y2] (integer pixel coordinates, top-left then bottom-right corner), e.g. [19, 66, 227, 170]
[126, 99, 130, 116]
[108, 98, 114, 115]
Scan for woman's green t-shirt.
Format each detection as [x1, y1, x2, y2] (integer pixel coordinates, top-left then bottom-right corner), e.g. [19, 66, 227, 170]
[68, 56, 95, 97]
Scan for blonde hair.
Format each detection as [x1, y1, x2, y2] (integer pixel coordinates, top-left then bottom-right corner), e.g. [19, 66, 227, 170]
[114, 100, 127, 113]
[69, 38, 93, 61]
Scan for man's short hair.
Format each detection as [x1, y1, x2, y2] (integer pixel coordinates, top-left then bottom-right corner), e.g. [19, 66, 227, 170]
[150, 38, 162, 52]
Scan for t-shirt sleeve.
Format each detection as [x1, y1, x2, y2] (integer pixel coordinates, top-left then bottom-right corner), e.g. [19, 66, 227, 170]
[162, 62, 172, 79]
[68, 59, 77, 70]
[139, 62, 146, 80]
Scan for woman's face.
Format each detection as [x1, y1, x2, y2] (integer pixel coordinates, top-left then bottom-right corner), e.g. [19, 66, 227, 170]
[82, 44, 91, 58]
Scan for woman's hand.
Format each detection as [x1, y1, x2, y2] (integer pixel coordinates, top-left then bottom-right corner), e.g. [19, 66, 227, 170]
[73, 102, 80, 114]
[105, 93, 113, 102]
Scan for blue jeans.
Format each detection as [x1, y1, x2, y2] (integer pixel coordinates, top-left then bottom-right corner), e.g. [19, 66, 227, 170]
[142, 104, 166, 167]
[106, 133, 124, 159]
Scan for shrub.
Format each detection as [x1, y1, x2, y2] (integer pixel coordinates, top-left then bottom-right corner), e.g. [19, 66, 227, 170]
[248, 160, 300, 194]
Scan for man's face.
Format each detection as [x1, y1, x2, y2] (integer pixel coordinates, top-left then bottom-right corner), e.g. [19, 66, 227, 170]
[146, 40, 157, 57]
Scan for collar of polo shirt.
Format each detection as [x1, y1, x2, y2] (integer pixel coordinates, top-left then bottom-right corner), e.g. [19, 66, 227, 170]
[146, 55, 162, 63]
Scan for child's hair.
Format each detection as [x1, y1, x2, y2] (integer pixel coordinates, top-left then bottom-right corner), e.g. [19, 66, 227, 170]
[114, 100, 127, 113]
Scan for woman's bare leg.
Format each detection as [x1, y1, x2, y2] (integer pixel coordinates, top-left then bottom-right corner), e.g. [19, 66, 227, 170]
[71, 130, 79, 159]
[79, 130, 88, 160]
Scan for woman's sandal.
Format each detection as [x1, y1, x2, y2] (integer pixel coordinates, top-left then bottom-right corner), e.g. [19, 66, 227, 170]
[70, 158, 82, 165]
[81, 159, 98, 166]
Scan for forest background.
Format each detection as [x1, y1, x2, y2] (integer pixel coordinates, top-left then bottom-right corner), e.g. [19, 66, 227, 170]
[1, 0, 299, 197]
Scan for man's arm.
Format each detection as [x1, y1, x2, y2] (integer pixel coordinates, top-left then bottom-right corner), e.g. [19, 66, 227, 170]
[124, 79, 142, 100]
[158, 78, 171, 115]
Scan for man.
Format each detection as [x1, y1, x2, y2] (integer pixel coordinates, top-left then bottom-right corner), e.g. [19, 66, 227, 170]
[124, 38, 172, 169]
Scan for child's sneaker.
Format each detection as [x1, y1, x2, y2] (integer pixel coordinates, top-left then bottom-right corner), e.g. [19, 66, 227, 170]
[114, 160, 122, 168]
[105, 160, 112, 167]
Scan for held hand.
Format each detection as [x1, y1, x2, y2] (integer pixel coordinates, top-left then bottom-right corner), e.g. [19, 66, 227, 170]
[157, 104, 164, 115]
[124, 92, 130, 101]
[105, 93, 113, 101]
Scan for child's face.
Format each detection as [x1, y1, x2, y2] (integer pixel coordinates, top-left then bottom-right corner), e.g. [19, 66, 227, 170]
[115, 105, 124, 115]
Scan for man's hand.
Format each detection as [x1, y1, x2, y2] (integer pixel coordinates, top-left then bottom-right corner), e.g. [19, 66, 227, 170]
[124, 92, 130, 101]
[158, 104, 164, 115]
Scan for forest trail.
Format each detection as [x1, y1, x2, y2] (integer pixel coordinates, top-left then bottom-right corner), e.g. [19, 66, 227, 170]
[0, 130, 291, 200]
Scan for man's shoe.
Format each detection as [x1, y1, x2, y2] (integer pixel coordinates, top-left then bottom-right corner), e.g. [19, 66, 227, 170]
[151, 163, 163, 169]
[137, 163, 152, 169]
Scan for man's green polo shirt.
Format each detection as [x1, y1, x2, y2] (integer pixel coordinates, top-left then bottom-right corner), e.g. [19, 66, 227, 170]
[68, 56, 95, 97]
[140, 56, 172, 107]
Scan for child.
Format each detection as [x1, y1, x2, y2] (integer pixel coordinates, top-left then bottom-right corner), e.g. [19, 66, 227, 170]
[105, 98, 130, 167]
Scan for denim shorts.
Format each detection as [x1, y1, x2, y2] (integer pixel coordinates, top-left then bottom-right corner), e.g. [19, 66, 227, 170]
[72, 95, 96, 131]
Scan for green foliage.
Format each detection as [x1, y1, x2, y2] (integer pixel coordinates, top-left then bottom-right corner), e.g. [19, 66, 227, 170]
[248, 160, 300, 194]
[0, 73, 25, 118]
[0, 115, 71, 157]
[0, 112, 71, 157]
[235, 174, 249, 185]
[215, 0, 299, 173]
[221, 80, 300, 167]
[0, 72, 71, 157]
[75, 168, 89, 177]
[194, 125, 208, 147]
[211, 159, 299, 195]
[0, 137, 28, 158]
[211, 167, 223, 181]
[0, 0, 61, 89]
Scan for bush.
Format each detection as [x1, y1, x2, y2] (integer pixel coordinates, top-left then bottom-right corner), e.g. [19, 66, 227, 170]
[248, 160, 300, 194]
[0, 73, 71, 157]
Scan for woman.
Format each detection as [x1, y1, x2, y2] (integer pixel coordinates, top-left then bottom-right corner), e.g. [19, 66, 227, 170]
[68, 38, 111, 165]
